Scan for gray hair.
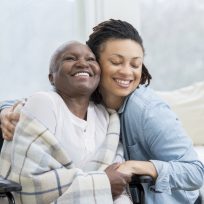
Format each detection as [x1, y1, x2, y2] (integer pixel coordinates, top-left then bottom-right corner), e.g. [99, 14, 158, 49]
[49, 41, 82, 74]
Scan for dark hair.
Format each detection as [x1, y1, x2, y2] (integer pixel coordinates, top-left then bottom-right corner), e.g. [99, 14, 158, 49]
[87, 19, 152, 103]
[87, 19, 151, 82]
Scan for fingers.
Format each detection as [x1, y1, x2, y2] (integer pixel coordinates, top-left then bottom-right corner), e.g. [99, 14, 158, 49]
[9, 112, 20, 123]
[118, 171, 132, 183]
[112, 177, 128, 198]
[105, 163, 120, 171]
[1, 131, 13, 141]
[1, 121, 15, 140]
[123, 173, 132, 183]
[11, 101, 25, 112]
[0, 107, 20, 141]
[111, 163, 121, 170]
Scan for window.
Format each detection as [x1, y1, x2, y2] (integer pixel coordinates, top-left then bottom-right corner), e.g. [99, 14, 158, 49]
[137, 0, 204, 90]
[0, 0, 78, 100]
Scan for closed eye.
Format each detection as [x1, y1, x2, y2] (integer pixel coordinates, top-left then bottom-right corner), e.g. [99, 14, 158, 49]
[131, 62, 142, 69]
[131, 65, 141, 69]
[111, 61, 122, 65]
[64, 56, 76, 61]
[87, 57, 96, 61]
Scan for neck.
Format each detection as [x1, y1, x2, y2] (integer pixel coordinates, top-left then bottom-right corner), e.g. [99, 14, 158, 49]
[59, 92, 90, 120]
[101, 91, 125, 111]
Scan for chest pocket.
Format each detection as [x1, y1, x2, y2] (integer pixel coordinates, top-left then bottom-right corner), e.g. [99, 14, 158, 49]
[128, 142, 150, 161]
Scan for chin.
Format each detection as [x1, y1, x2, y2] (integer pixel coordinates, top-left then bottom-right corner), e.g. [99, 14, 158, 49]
[115, 90, 134, 97]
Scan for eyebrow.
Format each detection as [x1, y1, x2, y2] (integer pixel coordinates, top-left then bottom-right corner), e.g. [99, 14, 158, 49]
[110, 54, 143, 60]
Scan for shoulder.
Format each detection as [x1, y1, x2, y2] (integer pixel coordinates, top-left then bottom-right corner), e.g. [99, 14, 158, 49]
[121, 85, 174, 130]
[125, 85, 170, 113]
[27, 91, 58, 102]
[130, 85, 163, 104]
[25, 91, 61, 107]
[23, 91, 62, 116]
[22, 91, 60, 133]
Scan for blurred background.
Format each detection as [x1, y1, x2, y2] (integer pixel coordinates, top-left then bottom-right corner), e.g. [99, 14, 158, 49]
[1, 0, 204, 100]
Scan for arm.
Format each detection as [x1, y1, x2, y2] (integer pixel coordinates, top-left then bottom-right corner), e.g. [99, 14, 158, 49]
[0, 100, 17, 111]
[117, 160, 157, 180]
[143, 101, 204, 192]
[122, 94, 204, 193]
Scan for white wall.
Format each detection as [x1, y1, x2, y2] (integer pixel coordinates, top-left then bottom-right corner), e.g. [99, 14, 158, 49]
[1, 0, 204, 101]
[137, 0, 204, 90]
[0, 0, 80, 100]
[82, 0, 141, 41]
[83, 0, 204, 91]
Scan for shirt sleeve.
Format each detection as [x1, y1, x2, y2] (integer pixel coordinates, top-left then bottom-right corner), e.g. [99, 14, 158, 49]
[0, 100, 18, 111]
[143, 101, 204, 193]
[22, 92, 57, 134]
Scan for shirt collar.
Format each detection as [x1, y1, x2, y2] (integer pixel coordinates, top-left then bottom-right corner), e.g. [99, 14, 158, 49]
[117, 85, 143, 114]
[118, 95, 131, 114]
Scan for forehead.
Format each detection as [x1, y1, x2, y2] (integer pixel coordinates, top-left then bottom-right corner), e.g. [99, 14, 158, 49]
[100, 39, 144, 58]
[61, 42, 94, 56]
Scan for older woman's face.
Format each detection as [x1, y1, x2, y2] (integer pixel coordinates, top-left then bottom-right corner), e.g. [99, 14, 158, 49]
[98, 39, 143, 99]
[50, 42, 100, 98]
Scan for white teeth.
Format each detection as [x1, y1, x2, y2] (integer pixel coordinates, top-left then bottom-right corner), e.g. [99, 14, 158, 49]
[74, 72, 89, 77]
[115, 79, 130, 85]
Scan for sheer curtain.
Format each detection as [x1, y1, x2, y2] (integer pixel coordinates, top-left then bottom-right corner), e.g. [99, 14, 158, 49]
[0, 0, 80, 100]
[1, 0, 203, 100]
[83, 0, 204, 91]
[137, 0, 204, 90]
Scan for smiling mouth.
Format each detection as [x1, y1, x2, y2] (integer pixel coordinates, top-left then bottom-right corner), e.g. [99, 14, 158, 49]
[115, 79, 132, 88]
[73, 71, 92, 77]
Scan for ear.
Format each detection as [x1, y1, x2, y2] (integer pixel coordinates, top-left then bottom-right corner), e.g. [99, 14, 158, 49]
[49, 73, 54, 86]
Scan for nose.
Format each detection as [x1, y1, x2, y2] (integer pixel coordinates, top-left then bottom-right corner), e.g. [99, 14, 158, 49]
[75, 58, 89, 68]
[118, 62, 132, 76]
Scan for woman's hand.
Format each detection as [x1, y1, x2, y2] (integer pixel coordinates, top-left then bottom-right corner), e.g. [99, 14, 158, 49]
[0, 104, 20, 141]
[116, 161, 135, 176]
[117, 160, 158, 180]
[105, 163, 131, 198]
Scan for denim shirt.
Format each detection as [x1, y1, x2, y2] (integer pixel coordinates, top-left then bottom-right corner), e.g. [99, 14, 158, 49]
[119, 85, 204, 204]
[0, 100, 16, 111]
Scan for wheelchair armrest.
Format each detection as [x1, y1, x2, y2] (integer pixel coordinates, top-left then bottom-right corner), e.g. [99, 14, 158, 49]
[0, 176, 22, 193]
[129, 175, 154, 188]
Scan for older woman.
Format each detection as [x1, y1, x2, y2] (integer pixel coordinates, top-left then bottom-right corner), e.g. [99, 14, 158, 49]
[0, 41, 132, 204]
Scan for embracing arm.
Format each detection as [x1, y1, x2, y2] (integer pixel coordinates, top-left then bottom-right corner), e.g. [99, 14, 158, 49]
[122, 94, 204, 193]
[143, 102, 204, 192]
[0, 100, 17, 111]
[117, 160, 157, 180]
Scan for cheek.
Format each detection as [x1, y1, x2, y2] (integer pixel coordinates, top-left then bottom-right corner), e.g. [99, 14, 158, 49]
[97, 66, 101, 75]
[90, 64, 101, 77]
[100, 64, 113, 79]
[134, 68, 142, 79]
[100, 69, 111, 85]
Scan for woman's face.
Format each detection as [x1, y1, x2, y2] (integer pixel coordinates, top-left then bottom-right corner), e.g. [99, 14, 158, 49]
[50, 42, 100, 98]
[98, 39, 143, 99]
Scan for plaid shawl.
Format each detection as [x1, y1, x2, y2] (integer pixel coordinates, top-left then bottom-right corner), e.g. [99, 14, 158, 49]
[0, 109, 122, 204]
